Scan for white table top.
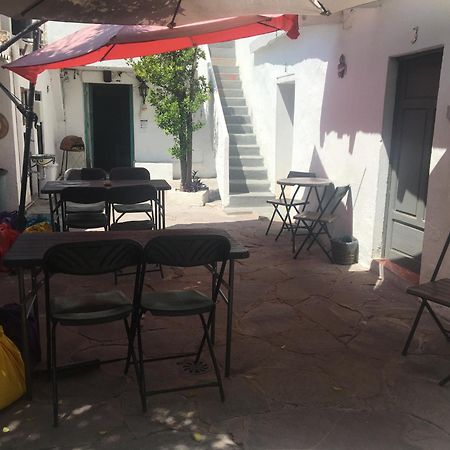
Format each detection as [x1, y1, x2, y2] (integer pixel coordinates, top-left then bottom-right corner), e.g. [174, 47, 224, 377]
[277, 177, 331, 187]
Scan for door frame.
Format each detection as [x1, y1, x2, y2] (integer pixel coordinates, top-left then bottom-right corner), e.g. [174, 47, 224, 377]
[382, 48, 443, 270]
[83, 82, 135, 168]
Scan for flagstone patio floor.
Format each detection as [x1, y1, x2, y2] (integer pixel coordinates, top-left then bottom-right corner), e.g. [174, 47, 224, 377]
[2, 187, 450, 449]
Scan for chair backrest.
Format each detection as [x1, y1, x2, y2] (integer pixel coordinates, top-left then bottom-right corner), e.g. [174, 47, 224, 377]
[322, 185, 350, 215]
[143, 234, 231, 268]
[81, 168, 107, 180]
[61, 186, 107, 205]
[288, 171, 316, 178]
[107, 185, 157, 205]
[64, 168, 82, 180]
[44, 239, 142, 276]
[110, 167, 150, 181]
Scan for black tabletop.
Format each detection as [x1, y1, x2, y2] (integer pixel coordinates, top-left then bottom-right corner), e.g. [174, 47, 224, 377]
[41, 179, 172, 194]
[4, 228, 249, 269]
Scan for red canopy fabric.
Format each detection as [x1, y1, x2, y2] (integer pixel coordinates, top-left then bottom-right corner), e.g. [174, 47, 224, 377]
[5, 15, 299, 82]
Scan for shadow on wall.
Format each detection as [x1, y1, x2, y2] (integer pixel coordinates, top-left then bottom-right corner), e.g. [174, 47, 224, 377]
[288, 147, 354, 240]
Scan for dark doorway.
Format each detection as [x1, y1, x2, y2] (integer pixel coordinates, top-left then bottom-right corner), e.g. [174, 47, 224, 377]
[385, 49, 443, 273]
[89, 83, 133, 171]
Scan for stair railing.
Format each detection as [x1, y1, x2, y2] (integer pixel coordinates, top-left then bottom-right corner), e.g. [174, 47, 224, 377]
[202, 45, 230, 207]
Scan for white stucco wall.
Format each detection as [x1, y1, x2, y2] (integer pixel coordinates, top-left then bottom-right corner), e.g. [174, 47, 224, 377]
[42, 21, 216, 179]
[236, 0, 450, 279]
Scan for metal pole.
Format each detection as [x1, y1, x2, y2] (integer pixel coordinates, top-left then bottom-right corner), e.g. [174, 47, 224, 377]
[0, 19, 45, 54]
[17, 27, 41, 231]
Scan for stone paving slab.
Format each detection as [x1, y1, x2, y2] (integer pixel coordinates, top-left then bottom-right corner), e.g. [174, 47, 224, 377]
[2, 197, 450, 449]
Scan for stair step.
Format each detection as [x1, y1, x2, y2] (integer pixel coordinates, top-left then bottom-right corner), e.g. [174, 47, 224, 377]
[228, 192, 274, 207]
[229, 145, 260, 156]
[209, 41, 235, 48]
[230, 167, 268, 180]
[225, 115, 251, 124]
[224, 106, 248, 115]
[209, 47, 236, 58]
[213, 65, 239, 74]
[229, 179, 271, 193]
[211, 57, 236, 67]
[227, 123, 253, 133]
[219, 88, 244, 97]
[229, 133, 257, 145]
[215, 72, 240, 81]
[229, 155, 264, 167]
[222, 98, 246, 107]
[217, 79, 242, 90]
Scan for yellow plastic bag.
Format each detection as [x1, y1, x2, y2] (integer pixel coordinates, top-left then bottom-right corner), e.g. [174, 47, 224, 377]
[0, 325, 25, 409]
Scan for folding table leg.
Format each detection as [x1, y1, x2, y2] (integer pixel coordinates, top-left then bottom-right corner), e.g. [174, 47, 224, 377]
[225, 260, 235, 378]
[402, 299, 426, 355]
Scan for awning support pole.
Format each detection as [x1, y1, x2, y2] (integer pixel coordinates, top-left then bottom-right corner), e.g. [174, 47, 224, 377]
[17, 27, 41, 231]
[0, 19, 45, 54]
[0, 81, 27, 116]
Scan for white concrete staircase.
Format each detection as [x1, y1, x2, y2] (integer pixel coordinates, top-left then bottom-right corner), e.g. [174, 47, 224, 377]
[209, 42, 273, 214]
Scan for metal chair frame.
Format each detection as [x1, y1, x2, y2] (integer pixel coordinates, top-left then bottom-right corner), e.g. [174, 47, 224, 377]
[109, 167, 153, 223]
[293, 185, 350, 261]
[43, 239, 142, 426]
[107, 185, 164, 281]
[402, 232, 450, 385]
[131, 234, 231, 412]
[60, 186, 109, 231]
[266, 171, 317, 239]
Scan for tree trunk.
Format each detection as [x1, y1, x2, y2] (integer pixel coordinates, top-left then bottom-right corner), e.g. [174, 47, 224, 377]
[179, 129, 188, 191]
[185, 113, 193, 191]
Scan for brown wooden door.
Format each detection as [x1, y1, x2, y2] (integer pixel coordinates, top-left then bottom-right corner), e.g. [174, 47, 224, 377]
[385, 50, 442, 273]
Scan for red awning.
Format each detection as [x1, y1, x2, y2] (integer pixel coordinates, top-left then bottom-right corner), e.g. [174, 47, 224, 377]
[5, 15, 299, 82]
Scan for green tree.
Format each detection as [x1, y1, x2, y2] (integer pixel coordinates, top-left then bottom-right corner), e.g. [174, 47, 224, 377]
[130, 48, 211, 191]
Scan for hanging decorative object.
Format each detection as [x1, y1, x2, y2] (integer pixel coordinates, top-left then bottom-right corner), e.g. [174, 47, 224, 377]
[137, 77, 149, 104]
[0, 114, 9, 139]
[338, 54, 347, 78]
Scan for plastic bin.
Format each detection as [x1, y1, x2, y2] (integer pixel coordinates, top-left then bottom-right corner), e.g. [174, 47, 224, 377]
[45, 162, 58, 182]
[331, 236, 359, 265]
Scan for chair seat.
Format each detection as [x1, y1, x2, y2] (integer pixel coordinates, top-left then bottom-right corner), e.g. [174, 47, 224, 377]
[407, 278, 450, 307]
[267, 198, 307, 206]
[141, 290, 214, 316]
[65, 201, 105, 214]
[51, 290, 132, 325]
[293, 210, 336, 223]
[65, 212, 108, 229]
[114, 203, 153, 213]
[110, 220, 154, 231]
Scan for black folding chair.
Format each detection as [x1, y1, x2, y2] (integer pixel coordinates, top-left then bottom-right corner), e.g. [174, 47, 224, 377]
[63, 168, 107, 214]
[108, 185, 163, 282]
[80, 168, 107, 180]
[266, 171, 316, 238]
[43, 239, 142, 426]
[132, 234, 231, 412]
[108, 185, 157, 231]
[61, 186, 108, 231]
[293, 185, 350, 261]
[109, 167, 153, 222]
[402, 232, 450, 385]
[110, 167, 150, 181]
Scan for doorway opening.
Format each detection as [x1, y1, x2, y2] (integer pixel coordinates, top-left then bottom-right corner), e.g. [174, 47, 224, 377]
[86, 83, 133, 172]
[275, 79, 295, 184]
[384, 49, 443, 273]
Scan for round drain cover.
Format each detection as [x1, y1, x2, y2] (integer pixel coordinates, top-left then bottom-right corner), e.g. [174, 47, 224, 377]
[179, 360, 210, 375]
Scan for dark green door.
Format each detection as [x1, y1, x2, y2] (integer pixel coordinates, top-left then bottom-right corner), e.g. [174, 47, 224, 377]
[385, 50, 442, 273]
[89, 83, 133, 172]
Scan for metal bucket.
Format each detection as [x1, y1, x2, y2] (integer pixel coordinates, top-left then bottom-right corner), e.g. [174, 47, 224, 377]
[331, 236, 359, 265]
